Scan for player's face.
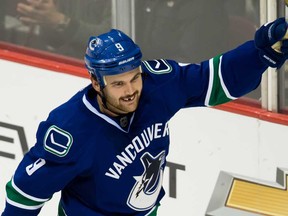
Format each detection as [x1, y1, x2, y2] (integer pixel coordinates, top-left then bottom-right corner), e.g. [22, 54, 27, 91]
[95, 67, 143, 115]
[103, 67, 143, 114]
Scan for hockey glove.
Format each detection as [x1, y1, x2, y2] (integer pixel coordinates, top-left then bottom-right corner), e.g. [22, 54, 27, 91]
[255, 17, 288, 68]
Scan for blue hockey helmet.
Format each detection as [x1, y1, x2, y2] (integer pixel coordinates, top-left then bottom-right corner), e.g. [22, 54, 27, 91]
[84, 29, 142, 88]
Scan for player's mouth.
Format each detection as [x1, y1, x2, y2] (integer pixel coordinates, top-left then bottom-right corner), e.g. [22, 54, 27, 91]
[121, 94, 136, 103]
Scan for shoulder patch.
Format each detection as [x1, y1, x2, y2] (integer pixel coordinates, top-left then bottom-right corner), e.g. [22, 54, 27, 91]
[43, 125, 73, 157]
[143, 59, 172, 74]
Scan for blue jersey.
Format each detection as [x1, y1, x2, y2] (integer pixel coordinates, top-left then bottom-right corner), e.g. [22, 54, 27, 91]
[2, 41, 267, 216]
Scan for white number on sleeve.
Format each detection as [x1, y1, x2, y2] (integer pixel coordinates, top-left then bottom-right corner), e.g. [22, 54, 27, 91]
[26, 158, 46, 176]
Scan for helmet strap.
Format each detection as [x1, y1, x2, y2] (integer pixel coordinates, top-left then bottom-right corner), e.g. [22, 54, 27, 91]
[99, 88, 108, 109]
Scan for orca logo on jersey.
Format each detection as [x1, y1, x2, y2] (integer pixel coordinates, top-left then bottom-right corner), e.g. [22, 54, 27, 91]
[143, 59, 172, 74]
[43, 125, 73, 157]
[127, 151, 165, 211]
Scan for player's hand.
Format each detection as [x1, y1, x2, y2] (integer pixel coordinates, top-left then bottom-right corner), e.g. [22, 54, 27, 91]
[255, 17, 288, 68]
[16, 0, 66, 29]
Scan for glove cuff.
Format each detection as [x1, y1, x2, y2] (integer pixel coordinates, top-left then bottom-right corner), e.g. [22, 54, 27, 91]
[258, 48, 285, 68]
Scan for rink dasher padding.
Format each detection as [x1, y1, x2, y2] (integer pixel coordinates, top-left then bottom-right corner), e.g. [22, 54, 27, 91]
[1, 46, 287, 125]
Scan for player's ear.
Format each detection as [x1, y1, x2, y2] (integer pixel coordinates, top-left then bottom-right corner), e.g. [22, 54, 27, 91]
[90, 75, 101, 92]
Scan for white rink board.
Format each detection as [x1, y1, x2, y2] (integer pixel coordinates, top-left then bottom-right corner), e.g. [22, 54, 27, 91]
[1, 59, 288, 215]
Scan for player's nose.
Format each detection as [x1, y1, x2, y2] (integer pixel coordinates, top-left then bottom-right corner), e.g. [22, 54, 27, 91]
[124, 83, 134, 95]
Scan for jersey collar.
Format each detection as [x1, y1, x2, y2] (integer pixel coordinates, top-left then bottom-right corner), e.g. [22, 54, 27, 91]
[82, 94, 135, 133]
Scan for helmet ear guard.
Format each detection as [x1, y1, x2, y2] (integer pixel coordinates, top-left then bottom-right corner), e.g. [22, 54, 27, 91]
[84, 29, 142, 88]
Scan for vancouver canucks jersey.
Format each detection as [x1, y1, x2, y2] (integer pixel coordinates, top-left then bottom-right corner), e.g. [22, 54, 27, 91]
[2, 41, 267, 216]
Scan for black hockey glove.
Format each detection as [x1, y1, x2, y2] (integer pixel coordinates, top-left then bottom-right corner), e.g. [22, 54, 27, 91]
[255, 17, 288, 68]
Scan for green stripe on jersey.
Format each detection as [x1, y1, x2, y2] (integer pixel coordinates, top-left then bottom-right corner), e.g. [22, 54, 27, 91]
[148, 204, 160, 216]
[58, 202, 67, 216]
[6, 180, 45, 208]
[205, 55, 237, 106]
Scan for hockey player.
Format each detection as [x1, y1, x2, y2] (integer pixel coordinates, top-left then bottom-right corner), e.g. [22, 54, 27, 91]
[2, 17, 288, 216]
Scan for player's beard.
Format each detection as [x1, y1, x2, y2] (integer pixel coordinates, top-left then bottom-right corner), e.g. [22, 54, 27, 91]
[104, 90, 141, 115]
